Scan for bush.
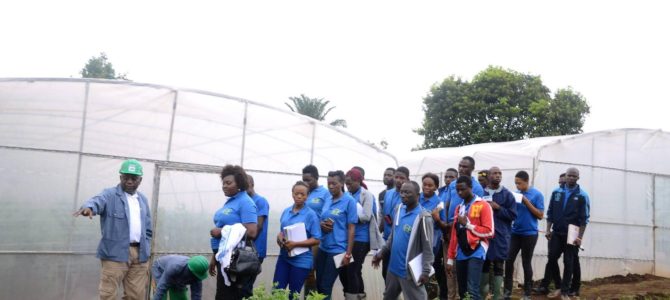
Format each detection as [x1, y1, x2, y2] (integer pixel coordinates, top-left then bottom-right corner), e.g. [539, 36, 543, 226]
[244, 284, 326, 300]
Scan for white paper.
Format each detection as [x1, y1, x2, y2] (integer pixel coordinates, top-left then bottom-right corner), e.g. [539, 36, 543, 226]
[567, 224, 580, 245]
[333, 252, 354, 268]
[512, 192, 523, 204]
[283, 223, 309, 257]
[408, 253, 435, 286]
[436, 201, 444, 211]
[482, 195, 493, 202]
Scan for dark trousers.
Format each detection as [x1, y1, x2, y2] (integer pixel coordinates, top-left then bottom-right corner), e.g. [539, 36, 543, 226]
[572, 251, 581, 293]
[382, 251, 390, 281]
[315, 250, 340, 300]
[433, 240, 448, 299]
[504, 234, 538, 296]
[482, 259, 504, 276]
[273, 255, 312, 300]
[539, 238, 562, 290]
[241, 257, 264, 297]
[341, 241, 369, 294]
[215, 260, 250, 300]
[546, 234, 579, 294]
[456, 258, 485, 300]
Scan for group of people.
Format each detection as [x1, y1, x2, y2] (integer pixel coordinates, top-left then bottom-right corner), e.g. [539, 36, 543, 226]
[73, 157, 590, 300]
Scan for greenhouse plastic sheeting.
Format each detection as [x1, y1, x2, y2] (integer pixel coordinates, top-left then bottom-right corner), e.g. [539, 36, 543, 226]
[400, 128, 670, 281]
[0, 78, 397, 300]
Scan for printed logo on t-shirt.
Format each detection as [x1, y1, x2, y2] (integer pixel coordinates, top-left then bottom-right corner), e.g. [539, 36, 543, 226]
[312, 198, 321, 204]
[403, 224, 412, 233]
[222, 208, 233, 215]
[330, 208, 341, 216]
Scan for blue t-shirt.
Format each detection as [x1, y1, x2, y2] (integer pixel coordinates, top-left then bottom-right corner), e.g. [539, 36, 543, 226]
[512, 187, 545, 236]
[420, 192, 446, 249]
[382, 189, 402, 240]
[307, 185, 330, 218]
[211, 191, 257, 250]
[251, 193, 270, 258]
[389, 204, 422, 278]
[349, 188, 369, 242]
[278, 205, 322, 269]
[446, 177, 484, 223]
[319, 193, 358, 254]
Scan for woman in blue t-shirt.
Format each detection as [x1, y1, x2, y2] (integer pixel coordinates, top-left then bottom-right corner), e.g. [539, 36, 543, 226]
[315, 170, 358, 300]
[273, 181, 322, 299]
[209, 165, 258, 300]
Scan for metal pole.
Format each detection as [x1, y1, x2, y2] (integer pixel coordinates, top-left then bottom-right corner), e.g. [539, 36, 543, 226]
[166, 91, 178, 162]
[241, 102, 248, 167]
[652, 175, 656, 275]
[63, 81, 90, 300]
[310, 122, 316, 164]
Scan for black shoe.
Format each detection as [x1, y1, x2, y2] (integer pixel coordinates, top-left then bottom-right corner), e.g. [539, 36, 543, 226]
[532, 286, 550, 295]
[568, 290, 579, 297]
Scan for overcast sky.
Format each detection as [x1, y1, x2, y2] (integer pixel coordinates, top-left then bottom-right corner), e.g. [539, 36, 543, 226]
[1, 1, 668, 156]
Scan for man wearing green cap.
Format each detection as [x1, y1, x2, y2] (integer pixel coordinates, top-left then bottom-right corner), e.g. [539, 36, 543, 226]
[73, 159, 153, 300]
[151, 255, 208, 300]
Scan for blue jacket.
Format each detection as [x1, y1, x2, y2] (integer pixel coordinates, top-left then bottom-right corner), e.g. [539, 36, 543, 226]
[151, 255, 202, 300]
[547, 185, 589, 235]
[83, 185, 152, 263]
[483, 186, 517, 260]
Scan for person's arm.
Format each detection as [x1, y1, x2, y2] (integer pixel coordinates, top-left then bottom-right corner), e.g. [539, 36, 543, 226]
[419, 215, 435, 284]
[243, 223, 258, 239]
[575, 196, 589, 246]
[523, 192, 544, 220]
[342, 223, 355, 266]
[358, 191, 373, 223]
[546, 191, 555, 240]
[152, 262, 175, 300]
[254, 197, 269, 240]
[143, 196, 153, 239]
[72, 189, 110, 218]
[190, 280, 202, 300]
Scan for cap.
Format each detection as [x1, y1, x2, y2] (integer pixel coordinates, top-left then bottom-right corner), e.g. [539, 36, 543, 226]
[119, 159, 143, 176]
[187, 256, 209, 281]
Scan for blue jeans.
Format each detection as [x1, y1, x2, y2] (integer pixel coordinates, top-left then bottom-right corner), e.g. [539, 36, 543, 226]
[315, 251, 339, 300]
[456, 258, 484, 300]
[273, 256, 311, 300]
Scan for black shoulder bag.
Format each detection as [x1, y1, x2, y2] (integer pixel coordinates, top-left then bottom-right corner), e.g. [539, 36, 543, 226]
[224, 235, 262, 285]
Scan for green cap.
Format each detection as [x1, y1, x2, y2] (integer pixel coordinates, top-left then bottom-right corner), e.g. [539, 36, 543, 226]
[119, 159, 143, 176]
[187, 256, 209, 281]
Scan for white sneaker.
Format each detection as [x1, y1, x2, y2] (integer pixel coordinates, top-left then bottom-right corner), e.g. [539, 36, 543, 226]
[547, 289, 562, 298]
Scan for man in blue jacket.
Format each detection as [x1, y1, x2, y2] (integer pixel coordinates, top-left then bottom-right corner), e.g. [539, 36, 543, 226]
[151, 255, 209, 300]
[545, 168, 589, 299]
[480, 167, 517, 300]
[73, 159, 153, 300]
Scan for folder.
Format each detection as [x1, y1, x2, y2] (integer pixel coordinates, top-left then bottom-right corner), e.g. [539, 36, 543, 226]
[283, 223, 309, 257]
[408, 253, 435, 286]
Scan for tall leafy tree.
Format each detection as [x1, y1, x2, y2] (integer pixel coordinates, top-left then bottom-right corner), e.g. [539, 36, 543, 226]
[285, 94, 347, 128]
[417, 66, 589, 149]
[80, 52, 127, 80]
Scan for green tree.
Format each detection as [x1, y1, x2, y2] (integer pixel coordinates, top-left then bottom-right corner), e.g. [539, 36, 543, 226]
[285, 94, 347, 128]
[416, 66, 589, 148]
[80, 52, 127, 80]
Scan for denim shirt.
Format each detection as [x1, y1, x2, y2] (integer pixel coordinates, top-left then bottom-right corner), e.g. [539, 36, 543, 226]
[83, 185, 152, 263]
[151, 255, 202, 300]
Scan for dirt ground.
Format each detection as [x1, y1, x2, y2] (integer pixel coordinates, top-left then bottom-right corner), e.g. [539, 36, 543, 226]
[514, 274, 670, 300]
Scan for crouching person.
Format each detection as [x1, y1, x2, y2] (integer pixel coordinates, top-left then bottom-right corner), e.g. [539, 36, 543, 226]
[372, 181, 434, 300]
[152, 255, 209, 300]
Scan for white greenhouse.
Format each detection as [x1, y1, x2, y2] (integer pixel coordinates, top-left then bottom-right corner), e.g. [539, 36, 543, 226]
[0, 78, 397, 299]
[400, 128, 670, 281]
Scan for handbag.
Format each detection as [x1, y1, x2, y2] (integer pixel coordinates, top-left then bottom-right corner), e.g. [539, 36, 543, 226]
[224, 235, 262, 283]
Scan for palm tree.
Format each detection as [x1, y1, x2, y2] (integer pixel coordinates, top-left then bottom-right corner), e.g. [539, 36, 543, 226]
[285, 94, 347, 128]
